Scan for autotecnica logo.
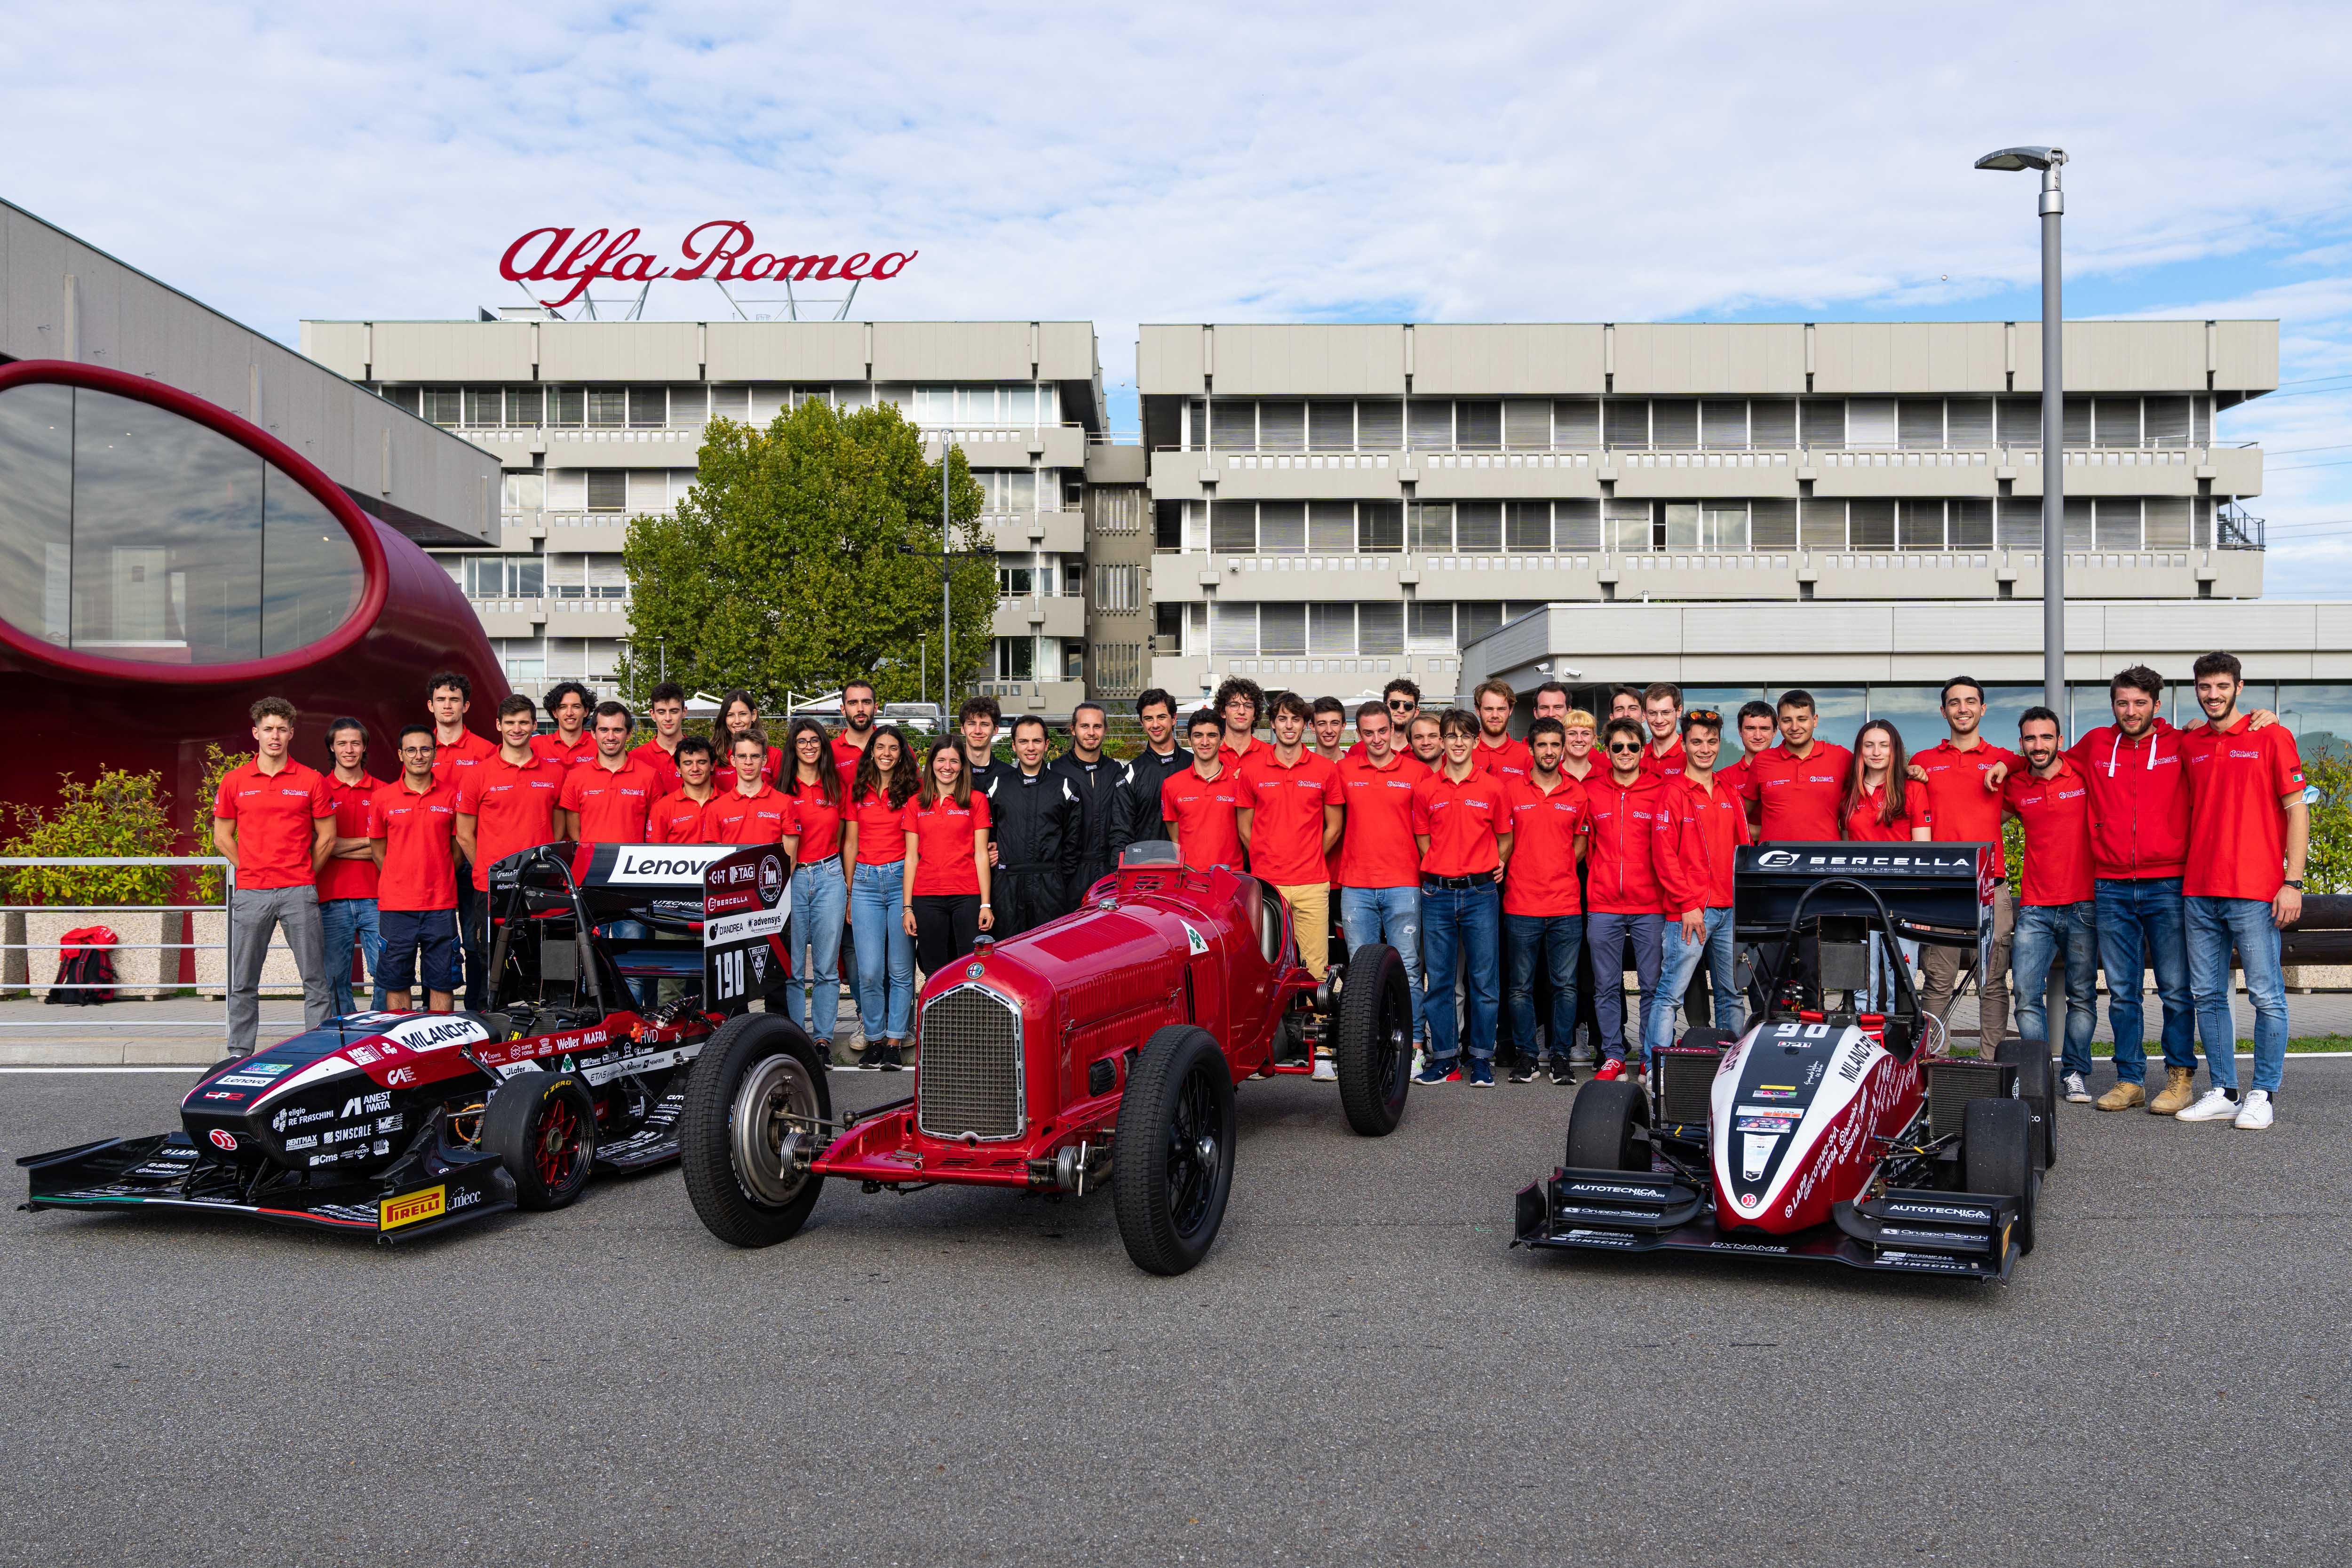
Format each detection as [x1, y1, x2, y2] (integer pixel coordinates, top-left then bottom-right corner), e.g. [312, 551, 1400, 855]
[208, 1129, 238, 1152]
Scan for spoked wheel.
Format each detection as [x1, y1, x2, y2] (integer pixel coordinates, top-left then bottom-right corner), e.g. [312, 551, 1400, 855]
[680, 1012, 833, 1247]
[1331, 943, 1411, 1136]
[1112, 1025, 1238, 1275]
[483, 1070, 597, 1210]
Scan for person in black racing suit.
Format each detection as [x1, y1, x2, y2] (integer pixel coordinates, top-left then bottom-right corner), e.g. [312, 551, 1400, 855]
[1049, 700, 1120, 896]
[985, 714, 1082, 939]
[1108, 688, 1187, 867]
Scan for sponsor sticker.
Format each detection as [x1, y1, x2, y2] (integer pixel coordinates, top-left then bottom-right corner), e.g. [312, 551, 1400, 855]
[703, 907, 787, 946]
[200, 1090, 245, 1101]
[381, 1016, 486, 1054]
[215, 1074, 278, 1088]
[283, 1136, 318, 1151]
[1752, 1084, 1799, 1099]
[208, 1129, 238, 1152]
[1182, 922, 1209, 955]
[380, 1185, 446, 1230]
[1736, 1115, 1799, 1134]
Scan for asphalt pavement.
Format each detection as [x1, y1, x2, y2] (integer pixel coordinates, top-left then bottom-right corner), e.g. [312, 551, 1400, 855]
[2, 1059, 2347, 1567]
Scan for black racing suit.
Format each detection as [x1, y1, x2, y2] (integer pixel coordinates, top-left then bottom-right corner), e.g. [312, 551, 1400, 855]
[983, 765, 1081, 939]
[1049, 751, 1120, 896]
[1107, 744, 1187, 864]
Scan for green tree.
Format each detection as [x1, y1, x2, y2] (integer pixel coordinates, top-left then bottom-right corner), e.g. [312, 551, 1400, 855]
[618, 401, 996, 706]
[2304, 752, 2352, 896]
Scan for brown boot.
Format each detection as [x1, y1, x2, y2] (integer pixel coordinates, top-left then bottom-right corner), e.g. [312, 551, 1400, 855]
[2096, 1079, 2146, 1112]
[2147, 1065, 2197, 1116]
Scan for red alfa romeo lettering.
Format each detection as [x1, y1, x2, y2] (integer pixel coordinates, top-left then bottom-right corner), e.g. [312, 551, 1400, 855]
[500, 222, 914, 305]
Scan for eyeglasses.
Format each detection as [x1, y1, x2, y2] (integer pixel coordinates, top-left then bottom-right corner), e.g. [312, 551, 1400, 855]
[1388, 698, 1416, 710]
[1606, 740, 1644, 754]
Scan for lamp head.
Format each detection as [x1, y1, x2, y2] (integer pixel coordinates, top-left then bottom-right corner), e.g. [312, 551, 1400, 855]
[1975, 145, 2065, 172]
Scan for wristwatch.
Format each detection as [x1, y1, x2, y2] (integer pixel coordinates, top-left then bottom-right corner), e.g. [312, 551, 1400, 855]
[2284, 879, 2304, 890]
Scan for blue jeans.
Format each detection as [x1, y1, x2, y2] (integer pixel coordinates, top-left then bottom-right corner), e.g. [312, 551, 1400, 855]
[1647, 907, 1739, 1058]
[318, 897, 382, 1016]
[2013, 901, 2099, 1079]
[2093, 876, 2194, 1084]
[849, 860, 915, 1042]
[1585, 911, 1663, 1063]
[1420, 879, 1500, 1064]
[1503, 912, 1581, 1064]
[1341, 884, 1424, 1043]
[2185, 895, 2288, 1096]
[787, 858, 847, 1043]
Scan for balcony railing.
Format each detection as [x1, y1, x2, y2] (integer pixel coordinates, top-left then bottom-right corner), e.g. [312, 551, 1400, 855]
[2218, 505, 2266, 550]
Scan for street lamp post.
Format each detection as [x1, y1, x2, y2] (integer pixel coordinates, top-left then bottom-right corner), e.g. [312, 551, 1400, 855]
[1975, 145, 2069, 721]
[902, 426, 991, 717]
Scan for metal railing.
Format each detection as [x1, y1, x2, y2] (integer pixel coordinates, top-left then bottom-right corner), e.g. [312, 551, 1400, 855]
[2218, 504, 2266, 550]
[0, 857, 237, 1020]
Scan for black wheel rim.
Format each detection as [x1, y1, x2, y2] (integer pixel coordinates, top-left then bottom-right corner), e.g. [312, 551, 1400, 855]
[1376, 973, 1408, 1105]
[1164, 1058, 1223, 1238]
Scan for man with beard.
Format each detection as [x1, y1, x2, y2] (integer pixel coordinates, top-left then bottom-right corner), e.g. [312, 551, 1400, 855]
[1049, 700, 1120, 893]
[985, 715, 1081, 938]
[832, 678, 881, 789]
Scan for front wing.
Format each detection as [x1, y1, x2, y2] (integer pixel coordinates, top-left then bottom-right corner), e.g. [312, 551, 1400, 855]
[19, 1134, 516, 1245]
[1513, 1167, 2019, 1281]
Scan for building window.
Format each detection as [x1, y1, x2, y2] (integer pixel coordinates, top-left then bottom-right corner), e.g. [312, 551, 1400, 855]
[1801, 499, 1847, 549]
[549, 387, 586, 428]
[465, 556, 544, 599]
[507, 386, 545, 427]
[1506, 501, 1552, 553]
[1359, 502, 1403, 552]
[1259, 502, 1306, 555]
[585, 472, 626, 512]
[463, 389, 502, 428]
[1358, 602, 1404, 656]
[1154, 500, 1185, 552]
[1092, 642, 1143, 695]
[1410, 502, 1453, 553]
[1210, 602, 1255, 658]
[1406, 601, 1453, 653]
[1092, 564, 1141, 613]
[998, 565, 1038, 597]
[1153, 602, 1186, 654]
[976, 470, 1038, 513]
[1210, 501, 1256, 554]
[710, 385, 751, 423]
[1309, 501, 1355, 553]
[993, 637, 1035, 681]
[587, 389, 628, 429]
[1605, 500, 1653, 553]
[421, 388, 462, 428]
[1556, 499, 1602, 551]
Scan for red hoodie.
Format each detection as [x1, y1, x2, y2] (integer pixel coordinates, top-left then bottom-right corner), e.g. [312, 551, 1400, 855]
[1582, 772, 1667, 914]
[1653, 773, 1751, 915]
[2065, 719, 2189, 880]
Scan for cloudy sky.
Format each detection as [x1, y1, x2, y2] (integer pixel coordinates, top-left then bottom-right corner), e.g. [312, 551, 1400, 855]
[8, 1, 2350, 588]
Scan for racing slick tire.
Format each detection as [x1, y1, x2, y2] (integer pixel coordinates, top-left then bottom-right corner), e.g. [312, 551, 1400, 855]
[483, 1070, 597, 1210]
[1676, 1027, 1735, 1052]
[680, 1012, 832, 1249]
[1112, 1024, 1237, 1276]
[1331, 943, 1411, 1137]
[1961, 1095, 2037, 1256]
[1995, 1037, 2057, 1174]
[1565, 1081, 1648, 1171]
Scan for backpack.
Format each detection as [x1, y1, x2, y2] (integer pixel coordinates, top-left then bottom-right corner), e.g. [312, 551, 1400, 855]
[46, 924, 119, 1006]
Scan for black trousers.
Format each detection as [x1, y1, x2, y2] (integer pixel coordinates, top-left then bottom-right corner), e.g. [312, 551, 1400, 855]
[993, 867, 1068, 940]
[454, 875, 490, 1012]
[913, 894, 982, 975]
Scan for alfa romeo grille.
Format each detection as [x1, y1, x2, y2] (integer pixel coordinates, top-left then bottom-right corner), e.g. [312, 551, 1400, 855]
[1655, 1047, 1724, 1128]
[916, 985, 1024, 1140]
[1925, 1058, 2008, 1143]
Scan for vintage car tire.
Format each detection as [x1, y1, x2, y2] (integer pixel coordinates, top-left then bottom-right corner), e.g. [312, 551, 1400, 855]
[1995, 1037, 2057, 1174]
[483, 1069, 598, 1210]
[1112, 1024, 1237, 1276]
[1961, 1095, 2037, 1256]
[680, 1012, 833, 1249]
[1564, 1081, 1647, 1171]
[1332, 943, 1411, 1137]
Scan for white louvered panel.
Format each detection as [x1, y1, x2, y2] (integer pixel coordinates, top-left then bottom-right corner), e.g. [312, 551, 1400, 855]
[1259, 502, 1306, 556]
[1259, 603, 1307, 657]
[1357, 601, 1405, 656]
[1651, 399, 1699, 451]
[1307, 604, 1354, 656]
[1210, 602, 1257, 658]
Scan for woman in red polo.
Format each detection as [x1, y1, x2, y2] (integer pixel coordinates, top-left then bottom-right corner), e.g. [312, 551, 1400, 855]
[1842, 718, 1932, 1010]
[900, 735, 993, 974]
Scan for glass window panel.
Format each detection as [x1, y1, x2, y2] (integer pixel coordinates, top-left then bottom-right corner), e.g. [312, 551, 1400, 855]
[1503, 400, 1550, 451]
[1210, 501, 1256, 554]
[1456, 601, 1503, 647]
[1409, 502, 1453, 553]
[1210, 402, 1256, 452]
[1997, 396, 2040, 446]
[1604, 400, 1649, 449]
[956, 387, 997, 422]
[1259, 501, 1306, 555]
[1455, 502, 1502, 553]
[1258, 401, 1305, 453]
[2064, 396, 2092, 446]
[1703, 501, 1749, 552]
[1948, 398, 1994, 448]
[1951, 499, 1994, 549]
[1406, 601, 1453, 653]
[463, 388, 502, 427]
[1184, 399, 1204, 449]
[380, 386, 422, 416]
[1751, 498, 1797, 550]
[2063, 496, 2094, 548]
[1860, 686, 1946, 749]
[1506, 501, 1551, 552]
[2279, 685, 2352, 759]
[1308, 603, 1353, 655]
[1455, 401, 1502, 452]
[1849, 500, 1896, 550]
[1800, 499, 1846, 549]
[1799, 687, 1869, 740]
[72, 386, 264, 663]
[1998, 498, 2043, 548]
[586, 472, 626, 512]
[1309, 501, 1355, 553]
[550, 388, 587, 427]
[260, 470, 362, 656]
[587, 389, 628, 428]
[2145, 395, 2191, 446]
[2145, 497, 2191, 548]
[1259, 602, 1306, 657]
[1897, 398, 1944, 449]
[1359, 501, 1403, 553]
[1408, 400, 1454, 450]
[625, 469, 668, 514]
[1800, 398, 1845, 448]
[1356, 400, 1402, 449]
[422, 389, 461, 427]
[513, 557, 543, 597]
[669, 385, 708, 425]
[505, 386, 544, 427]
[2095, 498, 2141, 549]
[1751, 398, 1796, 450]
[1847, 398, 1896, 448]
[1651, 398, 1698, 451]
[1700, 399, 1747, 449]
[1555, 399, 1600, 448]
[1309, 402, 1354, 452]
[1605, 499, 1653, 552]
[1899, 500, 1945, 550]
[997, 386, 1036, 425]
[1358, 601, 1405, 656]
[1664, 502, 1701, 551]
[0, 382, 75, 645]
[1554, 499, 1601, 551]
[2095, 398, 2141, 447]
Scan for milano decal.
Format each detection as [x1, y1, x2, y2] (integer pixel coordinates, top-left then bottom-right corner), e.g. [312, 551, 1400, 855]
[500, 222, 917, 307]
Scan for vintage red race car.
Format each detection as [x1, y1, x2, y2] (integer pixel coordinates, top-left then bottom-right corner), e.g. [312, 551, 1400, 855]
[678, 842, 1417, 1274]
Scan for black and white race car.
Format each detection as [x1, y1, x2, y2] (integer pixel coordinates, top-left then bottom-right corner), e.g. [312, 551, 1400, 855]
[1515, 844, 2056, 1281]
[19, 840, 794, 1242]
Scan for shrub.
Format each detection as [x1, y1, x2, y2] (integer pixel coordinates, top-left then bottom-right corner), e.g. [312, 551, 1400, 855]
[2, 771, 181, 907]
[2304, 753, 2352, 897]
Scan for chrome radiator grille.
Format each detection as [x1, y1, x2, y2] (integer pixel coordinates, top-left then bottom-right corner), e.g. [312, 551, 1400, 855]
[916, 984, 1024, 1140]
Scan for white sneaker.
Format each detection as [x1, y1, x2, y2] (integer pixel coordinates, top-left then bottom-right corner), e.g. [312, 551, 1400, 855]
[1311, 1052, 1337, 1082]
[2175, 1087, 2240, 1123]
[2062, 1071, 2091, 1104]
[2233, 1089, 2274, 1130]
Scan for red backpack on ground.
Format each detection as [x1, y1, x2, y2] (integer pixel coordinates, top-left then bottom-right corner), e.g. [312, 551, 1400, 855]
[46, 925, 119, 1006]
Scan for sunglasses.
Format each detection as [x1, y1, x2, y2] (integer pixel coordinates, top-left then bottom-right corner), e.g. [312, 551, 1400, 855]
[1606, 740, 1644, 754]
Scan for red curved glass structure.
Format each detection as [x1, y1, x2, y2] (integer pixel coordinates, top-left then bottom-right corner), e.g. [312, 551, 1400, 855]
[0, 359, 509, 839]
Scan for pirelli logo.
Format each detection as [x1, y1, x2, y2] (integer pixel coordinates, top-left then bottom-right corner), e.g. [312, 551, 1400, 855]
[380, 1184, 446, 1231]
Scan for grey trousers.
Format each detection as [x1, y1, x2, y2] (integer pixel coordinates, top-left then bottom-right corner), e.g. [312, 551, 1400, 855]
[228, 885, 332, 1056]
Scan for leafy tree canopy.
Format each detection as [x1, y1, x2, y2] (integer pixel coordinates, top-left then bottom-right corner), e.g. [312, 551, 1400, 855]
[618, 400, 996, 707]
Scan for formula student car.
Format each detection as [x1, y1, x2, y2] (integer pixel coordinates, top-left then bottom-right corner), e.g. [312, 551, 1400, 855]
[679, 841, 1416, 1274]
[1515, 844, 2056, 1281]
[19, 842, 789, 1243]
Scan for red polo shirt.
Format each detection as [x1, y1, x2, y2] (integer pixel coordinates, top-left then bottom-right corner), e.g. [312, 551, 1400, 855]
[1502, 775, 1590, 916]
[559, 756, 663, 844]
[628, 739, 683, 797]
[720, 740, 785, 786]
[1843, 780, 1932, 843]
[1582, 772, 1666, 914]
[2182, 716, 2305, 901]
[1741, 742, 1853, 841]
[783, 780, 846, 861]
[366, 777, 459, 912]
[1714, 752, 1766, 802]
[831, 732, 872, 787]
[453, 752, 564, 890]
[317, 771, 385, 901]
[850, 788, 912, 864]
[1411, 766, 1510, 878]
[1162, 765, 1245, 873]
[1654, 774, 1749, 914]
[530, 731, 595, 770]
[903, 792, 991, 895]
[1236, 748, 1341, 886]
[213, 758, 335, 890]
[1336, 751, 1426, 889]
[2003, 762, 2095, 906]
[428, 726, 497, 792]
[646, 788, 717, 844]
[1638, 739, 1687, 782]
[1913, 738, 2023, 876]
[1473, 734, 1533, 786]
[707, 781, 794, 847]
[1219, 734, 1269, 772]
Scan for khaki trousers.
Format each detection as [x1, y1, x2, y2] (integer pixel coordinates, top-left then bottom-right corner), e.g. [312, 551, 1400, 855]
[1276, 882, 1331, 980]
[1921, 883, 2015, 1051]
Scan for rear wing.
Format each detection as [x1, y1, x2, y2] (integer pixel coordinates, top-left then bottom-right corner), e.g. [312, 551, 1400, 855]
[1732, 843, 1994, 951]
[702, 846, 791, 1013]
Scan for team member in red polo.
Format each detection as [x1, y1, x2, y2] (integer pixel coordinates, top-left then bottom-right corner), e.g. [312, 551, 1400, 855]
[1907, 677, 2024, 1054]
[1638, 683, 1686, 780]
[1470, 679, 1533, 782]
[901, 736, 994, 976]
[2176, 652, 2308, 1129]
[368, 724, 461, 1013]
[1842, 719, 1931, 1014]
[532, 682, 596, 769]
[454, 694, 565, 898]
[1163, 708, 1246, 872]
[1741, 689, 1853, 840]
[629, 682, 689, 796]
[213, 696, 338, 1053]
[1584, 718, 1668, 1081]
[647, 737, 720, 843]
[1406, 713, 1445, 772]
[1337, 700, 1428, 1054]
[719, 689, 786, 785]
[1214, 677, 1268, 771]
[425, 670, 498, 1011]
[707, 733, 797, 846]
[1715, 701, 1777, 800]
[1412, 709, 1514, 1087]
[1648, 708, 1750, 1060]
[2002, 708, 2099, 1102]
[1237, 692, 1344, 983]
[316, 718, 386, 1016]
[558, 702, 663, 844]
[1502, 716, 1590, 1084]
[832, 678, 879, 789]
